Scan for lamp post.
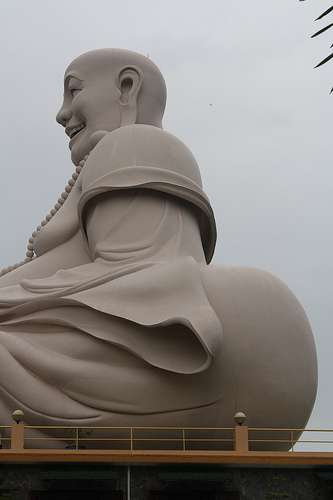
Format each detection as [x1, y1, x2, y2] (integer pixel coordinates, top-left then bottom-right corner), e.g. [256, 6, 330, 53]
[234, 412, 249, 452]
[11, 409, 25, 450]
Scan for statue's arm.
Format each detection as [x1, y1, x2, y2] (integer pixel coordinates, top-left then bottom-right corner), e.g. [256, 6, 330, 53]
[0, 233, 90, 288]
[0, 188, 165, 291]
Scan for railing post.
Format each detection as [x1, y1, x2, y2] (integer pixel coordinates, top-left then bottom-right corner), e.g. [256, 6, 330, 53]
[234, 411, 248, 452]
[11, 422, 25, 450]
[291, 430, 294, 452]
[234, 424, 249, 452]
[130, 427, 133, 451]
[75, 428, 79, 450]
[182, 429, 186, 451]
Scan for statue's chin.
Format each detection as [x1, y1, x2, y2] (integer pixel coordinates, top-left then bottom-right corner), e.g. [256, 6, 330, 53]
[70, 136, 86, 166]
[89, 130, 109, 149]
[71, 130, 109, 165]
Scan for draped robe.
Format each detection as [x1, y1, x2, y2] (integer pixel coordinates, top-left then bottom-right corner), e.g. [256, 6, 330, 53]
[0, 125, 224, 426]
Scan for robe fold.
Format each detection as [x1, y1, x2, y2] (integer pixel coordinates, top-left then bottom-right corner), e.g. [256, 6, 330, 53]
[0, 125, 223, 425]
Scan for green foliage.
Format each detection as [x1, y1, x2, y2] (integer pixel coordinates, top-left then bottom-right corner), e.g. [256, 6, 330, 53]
[300, 1, 333, 91]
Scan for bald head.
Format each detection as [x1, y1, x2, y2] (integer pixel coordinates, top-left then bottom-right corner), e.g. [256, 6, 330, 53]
[56, 48, 167, 164]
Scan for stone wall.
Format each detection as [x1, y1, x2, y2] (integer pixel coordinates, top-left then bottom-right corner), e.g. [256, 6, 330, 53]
[0, 464, 332, 499]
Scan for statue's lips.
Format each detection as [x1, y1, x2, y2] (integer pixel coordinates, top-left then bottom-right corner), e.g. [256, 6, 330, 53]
[69, 125, 86, 150]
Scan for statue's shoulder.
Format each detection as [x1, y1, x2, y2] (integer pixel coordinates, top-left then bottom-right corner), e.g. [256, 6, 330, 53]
[79, 126, 216, 263]
[81, 124, 202, 192]
[89, 124, 188, 154]
[82, 125, 156, 188]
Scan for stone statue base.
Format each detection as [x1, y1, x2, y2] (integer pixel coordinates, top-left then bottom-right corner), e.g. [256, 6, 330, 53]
[0, 462, 331, 500]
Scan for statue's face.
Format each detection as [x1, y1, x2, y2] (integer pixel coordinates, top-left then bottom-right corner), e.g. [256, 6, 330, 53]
[56, 62, 121, 165]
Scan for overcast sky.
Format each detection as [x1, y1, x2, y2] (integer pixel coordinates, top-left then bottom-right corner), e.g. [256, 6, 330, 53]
[0, 1, 332, 438]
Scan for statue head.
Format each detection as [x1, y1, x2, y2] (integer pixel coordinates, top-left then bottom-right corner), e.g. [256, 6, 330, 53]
[56, 48, 167, 165]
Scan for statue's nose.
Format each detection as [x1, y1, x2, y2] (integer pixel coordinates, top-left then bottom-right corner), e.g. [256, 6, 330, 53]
[56, 104, 72, 127]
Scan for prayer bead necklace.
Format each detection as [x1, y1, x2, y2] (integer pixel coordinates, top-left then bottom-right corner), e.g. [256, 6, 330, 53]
[0, 155, 88, 277]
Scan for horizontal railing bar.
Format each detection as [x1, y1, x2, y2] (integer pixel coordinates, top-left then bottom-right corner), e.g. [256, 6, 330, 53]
[25, 437, 133, 442]
[25, 438, 78, 441]
[249, 439, 297, 443]
[249, 439, 333, 444]
[132, 438, 234, 442]
[24, 425, 234, 431]
[297, 429, 333, 433]
[24, 437, 234, 443]
[248, 428, 333, 432]
[297, 440, 333, 444]
[12, 425, 333, 432]
[130, 427, 235, 431]
[24, 426, 132, 430]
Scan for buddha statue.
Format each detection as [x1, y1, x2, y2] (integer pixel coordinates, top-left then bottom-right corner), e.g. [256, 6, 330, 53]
[0, 49, 317, 450]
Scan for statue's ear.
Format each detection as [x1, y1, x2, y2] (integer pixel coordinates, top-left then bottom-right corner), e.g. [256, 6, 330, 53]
[117, 66, 143, 126]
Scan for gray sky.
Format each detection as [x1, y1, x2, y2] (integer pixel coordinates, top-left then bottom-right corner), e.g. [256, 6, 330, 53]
[0, 1, 332, 436]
